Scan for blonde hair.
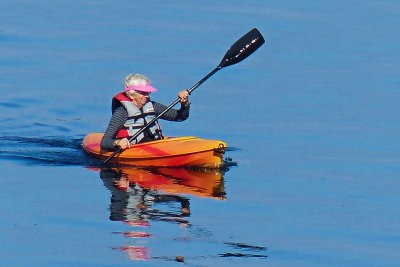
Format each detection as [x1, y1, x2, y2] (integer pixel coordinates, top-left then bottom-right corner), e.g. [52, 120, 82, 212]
[124, 74, 151, 89]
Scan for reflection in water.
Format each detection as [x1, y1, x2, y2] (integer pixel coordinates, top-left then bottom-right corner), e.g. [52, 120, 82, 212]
[88, 166, 226, 261]
[1, 135, 266, 262]
[220, 242, 268, 259]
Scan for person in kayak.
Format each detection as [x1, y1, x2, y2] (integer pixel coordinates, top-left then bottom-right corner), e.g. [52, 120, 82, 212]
[101, 74, 190, 150]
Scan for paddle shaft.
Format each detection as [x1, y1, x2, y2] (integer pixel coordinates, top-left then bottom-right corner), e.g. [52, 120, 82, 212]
[103, 67, 221, 163]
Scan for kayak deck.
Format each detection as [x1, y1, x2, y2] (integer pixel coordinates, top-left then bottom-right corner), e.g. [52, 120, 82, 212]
[82, 133, 227, 168]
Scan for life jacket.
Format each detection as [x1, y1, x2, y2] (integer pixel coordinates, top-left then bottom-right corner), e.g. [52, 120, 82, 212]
[113, 92, 163, 143]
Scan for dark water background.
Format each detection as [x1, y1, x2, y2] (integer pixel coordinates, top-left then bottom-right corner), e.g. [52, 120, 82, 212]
[1, 1, 400, 266]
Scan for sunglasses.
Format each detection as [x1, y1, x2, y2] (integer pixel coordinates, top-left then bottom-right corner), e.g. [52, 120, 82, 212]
[134, 90, 151, 96]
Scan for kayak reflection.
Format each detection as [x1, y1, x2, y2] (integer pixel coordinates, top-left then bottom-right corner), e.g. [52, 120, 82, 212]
[88, 166, 226, 260]
[100, 167, 227, 223]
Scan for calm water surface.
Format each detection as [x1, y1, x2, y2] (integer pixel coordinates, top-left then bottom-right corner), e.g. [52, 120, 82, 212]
[1, 1, 400, 266]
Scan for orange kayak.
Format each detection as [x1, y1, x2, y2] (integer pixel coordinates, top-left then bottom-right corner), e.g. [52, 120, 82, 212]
[82, 133, 227, 168]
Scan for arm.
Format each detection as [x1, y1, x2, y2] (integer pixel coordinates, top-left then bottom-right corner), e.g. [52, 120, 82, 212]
[100, 106, 128, 150]
[152, 101, 190, 122]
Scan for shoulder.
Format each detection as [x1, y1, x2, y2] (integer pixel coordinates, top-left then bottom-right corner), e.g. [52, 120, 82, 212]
[113, 92, 129, 101]
[112, 105, 128, 115]
[111, 92, 128, 112]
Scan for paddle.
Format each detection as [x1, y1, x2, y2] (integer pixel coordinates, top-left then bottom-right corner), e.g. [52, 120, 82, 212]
[103, 28, 265, 164]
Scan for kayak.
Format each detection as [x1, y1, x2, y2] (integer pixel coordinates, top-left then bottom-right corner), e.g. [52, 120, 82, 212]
[82, 133, 227, 168]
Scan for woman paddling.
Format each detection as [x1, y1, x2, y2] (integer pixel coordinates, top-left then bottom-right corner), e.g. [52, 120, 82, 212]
[101, 74, 190, 150]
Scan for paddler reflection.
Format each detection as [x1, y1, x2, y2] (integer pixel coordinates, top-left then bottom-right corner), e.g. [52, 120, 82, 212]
[94, 166, 226, 260]
[100, 167, 226, 224]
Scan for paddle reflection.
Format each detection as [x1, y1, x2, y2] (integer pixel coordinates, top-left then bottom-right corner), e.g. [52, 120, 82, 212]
[91, 166, 226, 261]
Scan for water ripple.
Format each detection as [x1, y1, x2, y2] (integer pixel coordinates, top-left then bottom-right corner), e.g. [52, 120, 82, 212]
[0, 102, 25, 108]
[0, 135, 100, 166]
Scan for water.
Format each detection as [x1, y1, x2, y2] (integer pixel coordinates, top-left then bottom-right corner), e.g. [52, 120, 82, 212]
[1, 1, 400, 266]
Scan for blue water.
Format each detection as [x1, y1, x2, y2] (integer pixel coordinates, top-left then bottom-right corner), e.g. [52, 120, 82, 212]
[1, 1, 400, 266]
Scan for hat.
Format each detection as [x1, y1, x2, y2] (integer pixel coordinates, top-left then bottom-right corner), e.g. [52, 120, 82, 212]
[125, 83, 157, 93]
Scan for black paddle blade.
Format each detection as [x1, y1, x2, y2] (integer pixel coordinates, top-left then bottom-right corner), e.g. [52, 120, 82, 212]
[218, 28, 265, 69]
